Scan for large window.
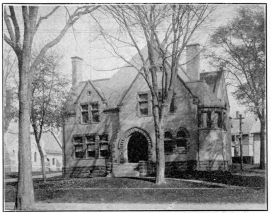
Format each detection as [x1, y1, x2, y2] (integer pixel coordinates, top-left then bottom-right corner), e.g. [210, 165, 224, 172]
[80, 102, 100, 124]
[164, 128, 189, 155]
[201, 110, 223, 129]
[73, 134, 109, 159]
[138, 93, 149, 116]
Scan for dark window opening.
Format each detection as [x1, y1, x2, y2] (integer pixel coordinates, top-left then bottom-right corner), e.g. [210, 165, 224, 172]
[91, 102, 100, 122]
[207, 111, 212, 128]
[87, 144, 96, 158]
[138, 93, 149, 116]
[176, 129, 188, 154]
[99, 134, 109, 158]
[81, 104, 89, 123]
[75, 145, 85, 159]
[169, 93, 176, 113]
[52, 158, 55, 165]
[164, 131, 174, 154]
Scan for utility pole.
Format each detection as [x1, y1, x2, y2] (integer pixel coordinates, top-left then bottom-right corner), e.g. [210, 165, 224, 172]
[238, 114, 244, 171]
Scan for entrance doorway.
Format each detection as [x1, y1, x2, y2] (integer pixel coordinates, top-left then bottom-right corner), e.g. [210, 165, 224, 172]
[127, 131, 148, 163]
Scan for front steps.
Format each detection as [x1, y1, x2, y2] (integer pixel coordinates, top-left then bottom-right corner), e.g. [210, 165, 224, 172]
[112, 163, 140, 177]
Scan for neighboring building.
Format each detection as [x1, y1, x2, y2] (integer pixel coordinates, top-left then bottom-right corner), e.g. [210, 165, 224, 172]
[63, 44, 232, 178]
[231, 112, 261, 164]
[4, 120, 62, 173]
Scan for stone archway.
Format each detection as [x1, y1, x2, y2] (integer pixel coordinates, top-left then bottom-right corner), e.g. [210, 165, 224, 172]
[118, 127, 152, 163]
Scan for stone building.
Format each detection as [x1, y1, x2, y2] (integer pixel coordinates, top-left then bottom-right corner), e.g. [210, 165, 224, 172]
[63, 44, 232, 177]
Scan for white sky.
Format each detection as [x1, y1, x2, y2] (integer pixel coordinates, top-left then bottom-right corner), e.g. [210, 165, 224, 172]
[3, 4, 265, 117]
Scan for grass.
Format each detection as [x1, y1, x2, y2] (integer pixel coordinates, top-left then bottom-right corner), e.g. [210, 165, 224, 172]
[166, 170, 266, 188]
[5, 171, 61, 179]
[5, 175, 266, 204]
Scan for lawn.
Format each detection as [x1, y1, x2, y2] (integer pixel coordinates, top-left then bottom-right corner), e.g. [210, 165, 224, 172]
[5, 171, 61, 179]
[166, 170, 266, 188]
[5, 176, 266, 204]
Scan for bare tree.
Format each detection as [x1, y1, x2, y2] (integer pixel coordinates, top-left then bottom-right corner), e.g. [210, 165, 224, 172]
[4, 5, 99, 209]
[3, 46, 18, 133]
[98, 5, 214, 184]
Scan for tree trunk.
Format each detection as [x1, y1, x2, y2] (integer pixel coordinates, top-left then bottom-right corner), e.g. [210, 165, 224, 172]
[259, 117, 265, 169]
[15, 58, 35, 210]
[36, 142, 46, 182]
[153, 105, 166, 185]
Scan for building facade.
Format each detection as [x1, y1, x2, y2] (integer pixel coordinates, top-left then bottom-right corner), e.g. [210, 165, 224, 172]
[63, 44, 232, 178]
[4, 120, 62, 173]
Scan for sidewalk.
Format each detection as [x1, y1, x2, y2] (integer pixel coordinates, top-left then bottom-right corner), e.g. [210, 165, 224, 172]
[4, 202, 267, 211]
[5, 173, 62, 183]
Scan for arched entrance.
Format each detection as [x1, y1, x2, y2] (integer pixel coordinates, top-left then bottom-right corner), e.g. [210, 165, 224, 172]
[127, 131, 148, 163]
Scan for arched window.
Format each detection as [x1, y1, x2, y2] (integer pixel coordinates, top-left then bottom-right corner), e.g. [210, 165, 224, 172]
[164, 131, 174, 154]
[52, 158, 55, 165]
[34, 152, 37, 162]
[176, 128, 189, 154]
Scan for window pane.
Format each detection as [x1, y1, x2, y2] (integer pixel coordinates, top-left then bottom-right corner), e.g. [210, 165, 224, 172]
[207, 111, 212, 128]
[139, 102, 148, 109]
[99, 134, 108, 142]
[139, 93, 148, 101]
[86, 135, 95, 143]
[92, 111, 100, 122]
[169, 98, 175, 112]
[88, 150, 95, 158]
[164, 131, 173, 139]
[75, 145, 85, 159]
[140, 108, 148, 115]
[87, 144, 95, 151]
[100, 150, 109, 158]
[75, 145, 83, 152]
[74, 137, 83, 143]
[91, 102, 99, 110]
[100, 144, 108, 150]
[164, 143, 174, 154]
[177, 130, 186, 138]
[82, 112, 89, 123]
[176, 138, 186, 147]
[81, 104, 88, 111]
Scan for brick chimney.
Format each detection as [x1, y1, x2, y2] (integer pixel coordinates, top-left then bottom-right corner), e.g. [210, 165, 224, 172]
[186, 43, 200, 81]
[71, 57, 83, 87]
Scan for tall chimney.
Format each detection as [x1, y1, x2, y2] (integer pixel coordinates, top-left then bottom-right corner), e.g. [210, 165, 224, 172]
[71, 57, 83, 87]
[186, 43, 200, 81]
[236, 111, 239, 119]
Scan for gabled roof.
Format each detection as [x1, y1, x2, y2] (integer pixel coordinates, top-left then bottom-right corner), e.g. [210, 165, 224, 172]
[67, 47, 227, 110]
[74, 80, 107, 104]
